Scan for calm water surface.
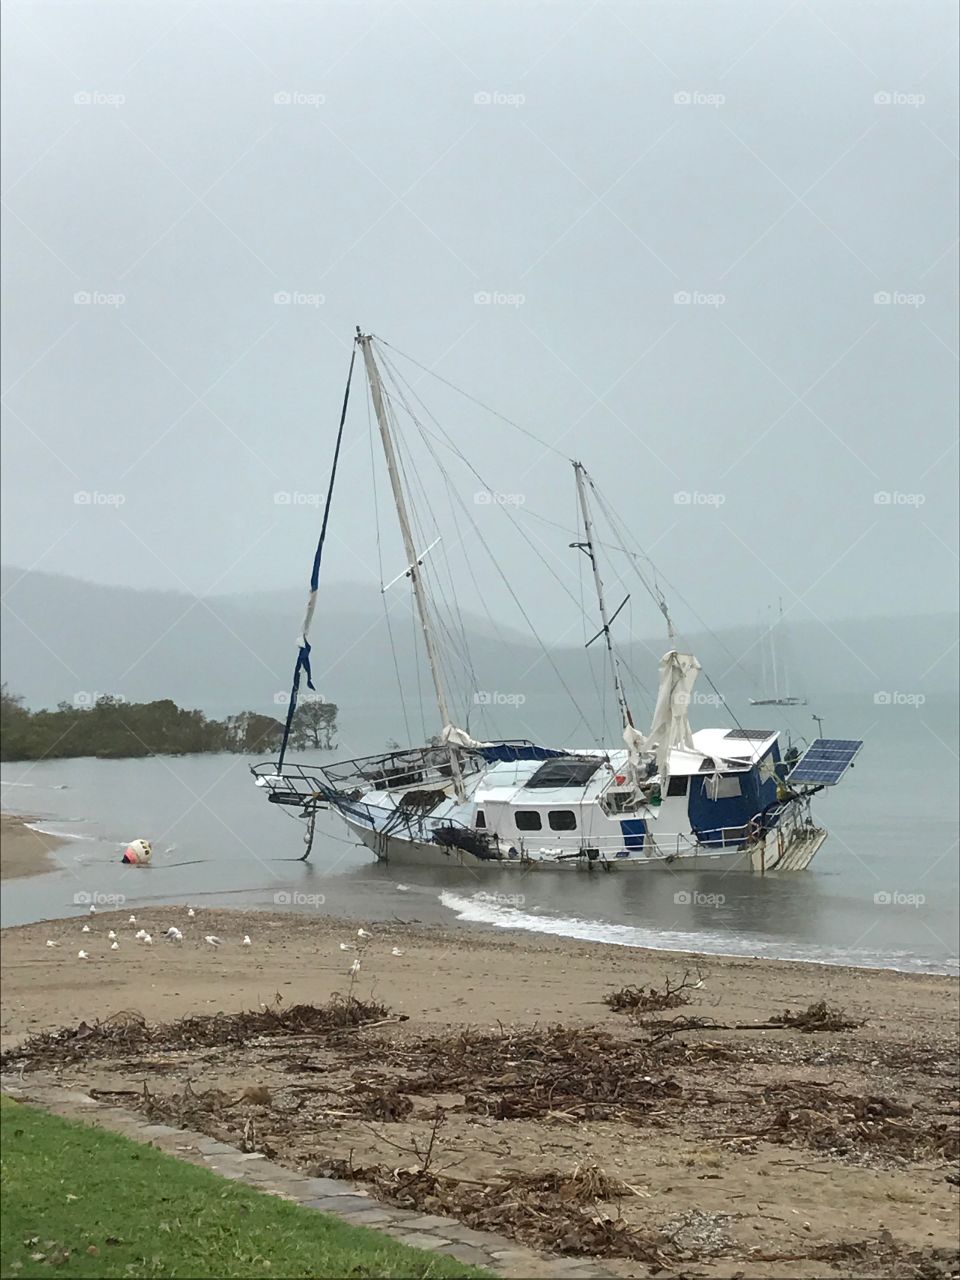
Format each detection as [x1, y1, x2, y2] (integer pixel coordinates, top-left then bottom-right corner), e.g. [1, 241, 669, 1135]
[3, 694, 957, 974]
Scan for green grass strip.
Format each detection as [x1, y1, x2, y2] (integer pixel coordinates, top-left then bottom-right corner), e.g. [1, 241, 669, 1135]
[0, 1096, 491, 1278]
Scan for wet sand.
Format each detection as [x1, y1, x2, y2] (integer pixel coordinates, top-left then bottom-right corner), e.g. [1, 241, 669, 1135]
[2, 905, 957, 1042]
[0, 812, 64, 881]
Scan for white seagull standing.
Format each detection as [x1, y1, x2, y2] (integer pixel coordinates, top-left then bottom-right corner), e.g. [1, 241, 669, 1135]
[107, 930, 117, 941]
[81, 924, 90, 934]
[242, 935, 252, 947]
[204, 935, 222, 947]
[142, 933, 153, 945]
[111, 941, 120, 951]
[164, 927, 183, 942]
[78, 950, 89, 960]
[128, 915, 137, 924]
[187, 908, 196, 918]
[357, 928, 371, 939]
[89, 904, 97, 914]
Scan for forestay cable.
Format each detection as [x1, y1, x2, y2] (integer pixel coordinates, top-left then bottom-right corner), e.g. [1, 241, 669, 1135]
[277, 345, 357, 770]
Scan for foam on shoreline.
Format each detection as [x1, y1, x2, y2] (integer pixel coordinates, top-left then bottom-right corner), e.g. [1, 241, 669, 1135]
[439, 890, 960, 977]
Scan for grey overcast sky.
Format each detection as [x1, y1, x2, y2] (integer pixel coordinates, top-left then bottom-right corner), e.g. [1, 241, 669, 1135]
[1, 0, 957, 640]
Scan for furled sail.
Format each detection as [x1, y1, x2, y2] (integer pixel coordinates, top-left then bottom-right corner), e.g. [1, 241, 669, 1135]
[646, 650, 701, 783]
[441, 724, 491, 751]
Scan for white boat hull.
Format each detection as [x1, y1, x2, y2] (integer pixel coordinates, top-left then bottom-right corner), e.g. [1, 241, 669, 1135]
[342, 814, 825, 873]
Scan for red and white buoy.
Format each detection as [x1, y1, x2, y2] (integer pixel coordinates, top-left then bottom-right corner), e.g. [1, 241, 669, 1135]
[121, 838, 152, 865]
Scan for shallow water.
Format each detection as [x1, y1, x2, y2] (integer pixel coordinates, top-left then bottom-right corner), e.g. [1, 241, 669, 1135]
[3, 693, 957, 974]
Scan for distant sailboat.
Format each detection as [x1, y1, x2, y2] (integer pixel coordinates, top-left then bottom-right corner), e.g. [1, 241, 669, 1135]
[749, 602, 807, 707]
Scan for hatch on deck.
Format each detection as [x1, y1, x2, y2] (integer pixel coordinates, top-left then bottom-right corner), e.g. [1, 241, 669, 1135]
[524, 758, 604, 789]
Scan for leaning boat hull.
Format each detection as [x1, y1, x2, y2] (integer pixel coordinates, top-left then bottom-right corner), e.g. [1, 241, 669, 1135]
[342, 814, 825, 872]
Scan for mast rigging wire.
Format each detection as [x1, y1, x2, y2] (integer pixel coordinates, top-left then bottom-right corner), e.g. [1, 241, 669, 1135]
[277, 345, 356, 771]
[378, 338, 747, 701]
[375, 344, 597, 740]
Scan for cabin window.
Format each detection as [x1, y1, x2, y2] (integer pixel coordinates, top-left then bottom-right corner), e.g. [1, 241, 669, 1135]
[515, 810, 542, 831]
[548, 810, 577, 831]
[666, 775, 688, 797]
[475, 810, 486, 828]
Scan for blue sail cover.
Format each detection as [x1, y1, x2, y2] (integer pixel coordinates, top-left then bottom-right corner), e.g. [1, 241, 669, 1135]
[473, 742, 570, 763]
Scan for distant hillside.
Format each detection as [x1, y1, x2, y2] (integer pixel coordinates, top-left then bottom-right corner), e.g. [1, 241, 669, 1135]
[1, 568, 957, 745]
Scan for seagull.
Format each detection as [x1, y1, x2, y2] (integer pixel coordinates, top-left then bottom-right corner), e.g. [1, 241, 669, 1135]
[349, 958, 361, 975]
[204, 935, 222, 947]
[110, 941, 119, 950]
[142, 934, 153, 945]
[128, 915, 137, 924]
[242, 935, 252, 947]
[78, 950, 88, 960]
[164, 927, 182, 942]
[391, 947, 404, 957]
[395, 884, 410, 892]
[46, 940, 59, 948]
[81, 924, 90, 934]
[357, 928, 371, 939]
[135, 929, 148, 941]
[107, 930, 117, 940]
[89, 904, 96, 914]
[339, 942, 356, 951]
[187, 908, 196, 918]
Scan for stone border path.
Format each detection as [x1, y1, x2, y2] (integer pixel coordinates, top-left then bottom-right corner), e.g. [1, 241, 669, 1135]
[2, 1079, 617, 1279]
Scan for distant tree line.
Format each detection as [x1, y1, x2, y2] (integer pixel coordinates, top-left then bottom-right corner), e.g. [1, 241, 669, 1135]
[0, 685, 338, 762]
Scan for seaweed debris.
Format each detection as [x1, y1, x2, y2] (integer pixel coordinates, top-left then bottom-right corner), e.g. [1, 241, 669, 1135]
[1, 994, 393, 1067]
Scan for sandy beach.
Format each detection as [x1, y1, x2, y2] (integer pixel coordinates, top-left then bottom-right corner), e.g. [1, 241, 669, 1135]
[0, 811, 64, 881]
[2, 906, 957, 1277]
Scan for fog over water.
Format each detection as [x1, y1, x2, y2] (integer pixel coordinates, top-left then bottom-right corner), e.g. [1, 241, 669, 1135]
[2, 3, 957, 968]
[2, 1, 957, 629]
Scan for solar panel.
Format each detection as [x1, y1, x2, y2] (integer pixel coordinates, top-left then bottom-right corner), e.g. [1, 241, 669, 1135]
[724, 728, 774, 740]
[786, 738, 862, 786]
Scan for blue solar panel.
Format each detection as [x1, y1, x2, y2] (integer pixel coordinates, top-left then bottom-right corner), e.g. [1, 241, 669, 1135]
[787, 738, 862, 786]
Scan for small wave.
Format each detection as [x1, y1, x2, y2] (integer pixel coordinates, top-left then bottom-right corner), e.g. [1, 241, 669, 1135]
[1, 780, 36, 787]
[24, 824, 96, 842]
[438, 891, 959, 977]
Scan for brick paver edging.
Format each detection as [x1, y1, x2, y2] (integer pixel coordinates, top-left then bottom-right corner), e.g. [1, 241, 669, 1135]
[1, 1079, 617, 1279]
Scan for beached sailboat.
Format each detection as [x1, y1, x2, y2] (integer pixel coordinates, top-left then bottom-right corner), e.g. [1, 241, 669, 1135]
[253, 330, 860, 872]
[749, 603, 807, 707]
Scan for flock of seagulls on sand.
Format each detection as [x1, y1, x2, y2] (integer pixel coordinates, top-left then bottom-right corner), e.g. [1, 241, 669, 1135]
[43, 905, 256, 960]
[46, 904, 393, 972]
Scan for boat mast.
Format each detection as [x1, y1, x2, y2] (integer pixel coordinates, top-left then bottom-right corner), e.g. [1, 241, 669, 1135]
[573, 461, 635, 732]
[760, 610, 769, 695]
[357, 330, 465, 801]
[770, 603, 780, 701]
[777, 597, 788, 697]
